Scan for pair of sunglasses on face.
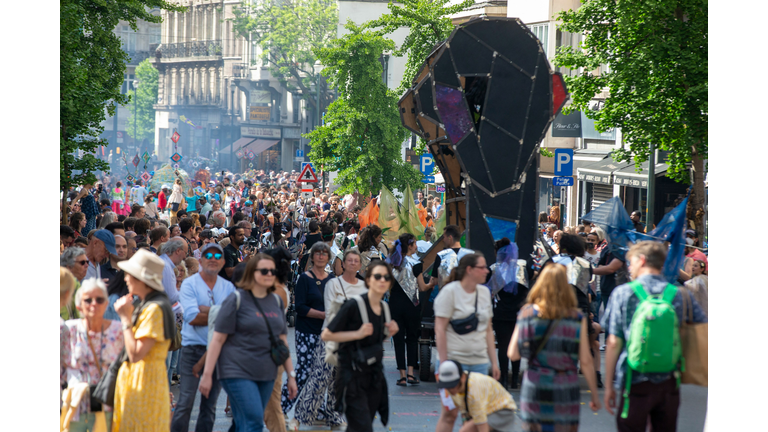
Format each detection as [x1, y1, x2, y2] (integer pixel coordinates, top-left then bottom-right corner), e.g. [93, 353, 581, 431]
[204, 252, 222, 260]
[83, 297, 106, 305]
[370, 273, 392, 282]
[256, 268, 277, 276]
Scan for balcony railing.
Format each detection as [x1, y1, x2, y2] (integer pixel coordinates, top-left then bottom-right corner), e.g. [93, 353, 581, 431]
[125, 50, 151, 65]
[153, 40, 223, 59]
[232, 63, 252, 79]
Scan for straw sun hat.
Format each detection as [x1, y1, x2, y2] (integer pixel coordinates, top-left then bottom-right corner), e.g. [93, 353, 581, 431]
[117, 249, 165, 291]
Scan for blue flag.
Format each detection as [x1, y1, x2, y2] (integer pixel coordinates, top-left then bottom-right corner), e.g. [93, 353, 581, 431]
[581, 196, 637, 260]
[646, 195, 689, 284]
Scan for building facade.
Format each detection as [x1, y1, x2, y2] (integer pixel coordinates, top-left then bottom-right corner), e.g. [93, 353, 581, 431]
[149, 0, 306, 175]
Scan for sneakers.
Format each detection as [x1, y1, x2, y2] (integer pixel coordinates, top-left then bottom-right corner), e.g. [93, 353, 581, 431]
[600, 344, 606, 351]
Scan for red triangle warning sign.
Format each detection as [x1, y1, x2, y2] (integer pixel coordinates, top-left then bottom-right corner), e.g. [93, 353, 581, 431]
[298, 163, 318, 182]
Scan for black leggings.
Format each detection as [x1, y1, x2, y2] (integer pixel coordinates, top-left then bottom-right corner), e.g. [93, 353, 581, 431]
[493, 318, 520, 380]
[390, 285, 420, 371]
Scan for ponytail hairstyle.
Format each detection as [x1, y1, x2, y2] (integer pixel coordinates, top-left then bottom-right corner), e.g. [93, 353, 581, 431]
[358, 224, 382, 252]
[446, 252, 485, 283]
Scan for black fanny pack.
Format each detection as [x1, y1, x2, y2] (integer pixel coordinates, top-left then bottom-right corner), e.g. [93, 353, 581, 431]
[450, 290, 479, 335]
[352, 342, 384, 369]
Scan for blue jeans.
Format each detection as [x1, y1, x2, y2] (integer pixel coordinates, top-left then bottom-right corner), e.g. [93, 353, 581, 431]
[166, 349, 180, 386]
[436, 360, 490, 375]
[220, 378, 274, 432]
[171, 345, 221, 432]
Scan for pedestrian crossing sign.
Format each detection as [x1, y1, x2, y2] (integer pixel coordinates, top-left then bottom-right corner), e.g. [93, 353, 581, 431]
[298, 163, 318, 182]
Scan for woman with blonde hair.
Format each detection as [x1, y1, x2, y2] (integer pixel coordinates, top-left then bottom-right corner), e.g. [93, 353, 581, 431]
[508, 264, 600, 430]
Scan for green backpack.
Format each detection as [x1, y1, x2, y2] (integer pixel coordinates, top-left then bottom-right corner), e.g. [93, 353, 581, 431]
[621, 281, 683, 419]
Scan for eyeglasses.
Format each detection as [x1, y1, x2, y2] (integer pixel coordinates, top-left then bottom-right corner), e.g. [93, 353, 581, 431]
[204, 252, 223, 260]
[83, 297, 106, 305]
[313, 251, 330, 256]
[371, 273, 392, 282]
[256, 268, 277, 276]
[76, 260, 89, 266]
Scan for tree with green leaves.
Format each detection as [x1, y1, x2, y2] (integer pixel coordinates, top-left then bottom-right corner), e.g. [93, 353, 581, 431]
[231, 0, 338, 113]
[363, 0, 473, 96]
[126, 59, 159, 146]
[305, 22, 422, 197]
[61, 0, 184, 223]
[554, 0, 707, 228]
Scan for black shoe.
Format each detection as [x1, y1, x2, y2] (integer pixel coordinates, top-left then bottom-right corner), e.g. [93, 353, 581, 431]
[509, 374, 519, 390]
[498, 373, 507, 389]
[596, 371, 604, 389]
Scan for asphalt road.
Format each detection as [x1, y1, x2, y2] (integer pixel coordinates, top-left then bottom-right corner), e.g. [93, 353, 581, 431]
[172, 328, 707, 432]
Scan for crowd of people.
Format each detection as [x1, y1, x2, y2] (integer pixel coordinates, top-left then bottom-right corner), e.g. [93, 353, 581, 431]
[60, 168, 708, 432]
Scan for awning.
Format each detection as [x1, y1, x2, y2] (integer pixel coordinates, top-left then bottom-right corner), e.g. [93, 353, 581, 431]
[577, 158, 632, 185]
[612, 160, 668, 189]
[573, 149, 610, 173]
[244, 139, 280, 155]
[220, 137, 257, 154]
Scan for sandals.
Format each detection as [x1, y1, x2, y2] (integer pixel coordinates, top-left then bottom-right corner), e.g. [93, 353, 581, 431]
[396, 377, 408, 386]
[407, 375, 420, 385]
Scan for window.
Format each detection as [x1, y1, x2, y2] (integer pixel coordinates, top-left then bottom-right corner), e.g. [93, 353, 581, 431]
[529, 24, 549, 57]
[149, 26, 161, 45]
[379, 54, 389, 87]
[119, 26, 137, 52]
[555, 29, 581, 77]
[121, 73, 136, 94]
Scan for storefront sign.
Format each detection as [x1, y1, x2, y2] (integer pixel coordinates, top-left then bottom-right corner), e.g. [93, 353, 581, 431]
[241, 126, 281, 138]
[613, 176, 648, 188]
[577, 171, 611, 185]
[551, 110, 582, 137]
[250, 90, 271, 104]
[249, 106, 270, 121]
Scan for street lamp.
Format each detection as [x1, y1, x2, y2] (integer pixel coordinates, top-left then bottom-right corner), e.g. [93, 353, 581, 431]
[133, 79, 139, 153]
[229, 81, 237, 172]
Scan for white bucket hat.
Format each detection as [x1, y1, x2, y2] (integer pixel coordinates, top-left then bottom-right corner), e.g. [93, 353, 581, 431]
[117, 249, 165, 291]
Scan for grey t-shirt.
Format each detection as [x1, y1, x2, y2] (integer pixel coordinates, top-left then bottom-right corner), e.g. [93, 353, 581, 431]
[214, 289, 288, 382]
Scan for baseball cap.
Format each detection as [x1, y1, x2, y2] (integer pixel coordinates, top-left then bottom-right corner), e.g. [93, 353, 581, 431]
[200, 243, 224, 255]
[162, 184, 170, 190]
[437, 360, 464, 389]
[685, 229, 697, 237]
[93, 229, 118, 256]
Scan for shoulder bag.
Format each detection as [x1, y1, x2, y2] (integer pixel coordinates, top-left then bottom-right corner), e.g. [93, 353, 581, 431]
[449, 290, 479, 335]
[84, 321, 105, 412]
[349, 295, 391, 370]
[680, 289, 708, 386]
[249, 292, 291, 366]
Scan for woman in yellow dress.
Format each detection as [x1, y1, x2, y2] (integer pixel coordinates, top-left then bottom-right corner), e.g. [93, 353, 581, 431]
[112, 249, 176, 432]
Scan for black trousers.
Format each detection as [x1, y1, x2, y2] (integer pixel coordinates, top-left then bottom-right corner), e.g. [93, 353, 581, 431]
[617, 378, 680, 432]
[492, 319, 520, 381]
[344, 370, 385, 432]
[390, 287, 421, 371]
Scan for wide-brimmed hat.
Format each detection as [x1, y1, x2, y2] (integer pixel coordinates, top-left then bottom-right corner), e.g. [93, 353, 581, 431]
[118, 249, 165, 291]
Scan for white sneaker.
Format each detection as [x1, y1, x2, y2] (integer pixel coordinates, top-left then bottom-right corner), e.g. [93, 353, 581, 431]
[600, 344, 606, 351]
[287, 418, 299, 431]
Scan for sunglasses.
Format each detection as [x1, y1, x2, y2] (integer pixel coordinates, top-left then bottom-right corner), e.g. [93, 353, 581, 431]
[76, 260, 89, 266]
[83, 297, 106, 305]
[371, 273, 392, 282]
[256, 268, 277, 276]
[204, 252, 223, 260]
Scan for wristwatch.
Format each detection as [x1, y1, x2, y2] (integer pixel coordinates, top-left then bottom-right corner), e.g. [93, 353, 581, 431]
[289, 371, 296, 378]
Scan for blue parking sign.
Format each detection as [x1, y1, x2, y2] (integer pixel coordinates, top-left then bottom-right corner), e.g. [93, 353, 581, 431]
[554, 149, 573, 176]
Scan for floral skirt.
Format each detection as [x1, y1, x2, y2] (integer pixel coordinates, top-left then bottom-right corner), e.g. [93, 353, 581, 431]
[292, 341, 344, 425]
[281, 330, 319, 413]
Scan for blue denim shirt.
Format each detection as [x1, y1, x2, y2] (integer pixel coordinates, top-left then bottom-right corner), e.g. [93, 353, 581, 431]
[179, 273, 236, 347]
[601, 274, 707, 390]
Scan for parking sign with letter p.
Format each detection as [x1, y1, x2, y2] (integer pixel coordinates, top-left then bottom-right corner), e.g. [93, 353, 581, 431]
[554, 149, 573, 176]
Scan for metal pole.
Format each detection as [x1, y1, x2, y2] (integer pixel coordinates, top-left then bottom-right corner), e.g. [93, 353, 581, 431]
[646, 142, 656, 232]
[230, 90, 235, 174]
[133, 86, 138, 152]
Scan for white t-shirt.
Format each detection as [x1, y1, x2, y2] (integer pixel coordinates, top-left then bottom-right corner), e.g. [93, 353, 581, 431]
[323, 276, 368, 329]
[433, 281, 493, 365]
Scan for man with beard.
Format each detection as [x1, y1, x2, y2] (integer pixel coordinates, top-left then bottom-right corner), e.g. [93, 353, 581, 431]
[219, 226, 247, 281]
[100, 234, 128, 285]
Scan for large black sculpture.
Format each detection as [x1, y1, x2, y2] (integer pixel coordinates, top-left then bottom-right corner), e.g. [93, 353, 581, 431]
[399, 17, 568, 267]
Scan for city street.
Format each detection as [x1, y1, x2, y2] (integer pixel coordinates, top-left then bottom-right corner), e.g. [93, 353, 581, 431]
[174, 328, 708, 432]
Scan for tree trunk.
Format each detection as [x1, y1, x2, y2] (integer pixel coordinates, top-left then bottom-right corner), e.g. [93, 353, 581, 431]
[688, 152, 706, 233]
[62, 191, 69, 226]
